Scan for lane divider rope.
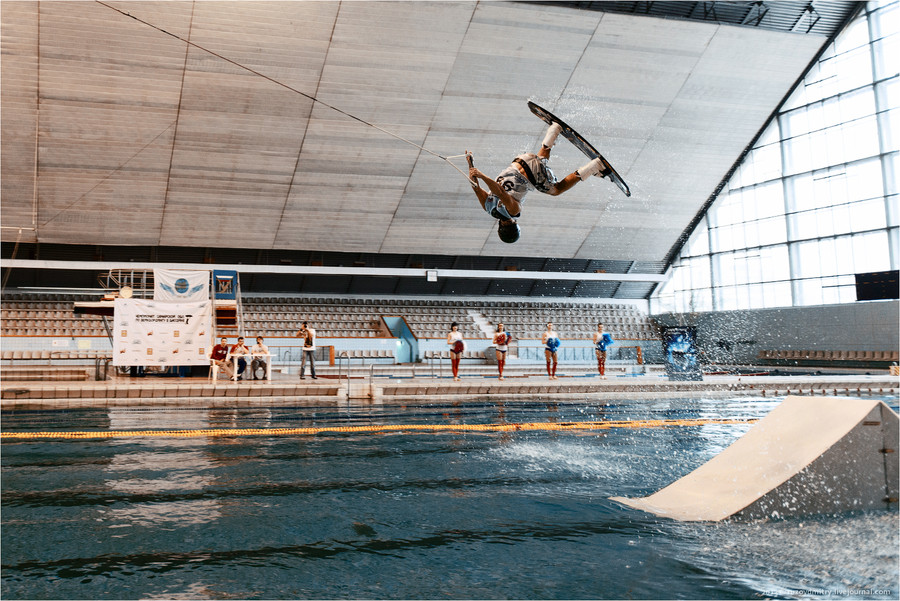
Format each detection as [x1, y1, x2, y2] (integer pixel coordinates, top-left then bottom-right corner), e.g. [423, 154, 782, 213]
[1, 418, 756, 440]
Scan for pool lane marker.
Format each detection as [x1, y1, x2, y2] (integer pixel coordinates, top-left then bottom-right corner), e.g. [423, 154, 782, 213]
[0, 418, 756, 440]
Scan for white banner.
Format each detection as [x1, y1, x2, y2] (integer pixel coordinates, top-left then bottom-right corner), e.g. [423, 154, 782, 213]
[113, 299, 213, 366]
[154, 269, 210, 302]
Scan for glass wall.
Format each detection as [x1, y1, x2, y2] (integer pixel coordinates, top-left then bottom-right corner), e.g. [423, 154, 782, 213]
[652, 0, 898, 314]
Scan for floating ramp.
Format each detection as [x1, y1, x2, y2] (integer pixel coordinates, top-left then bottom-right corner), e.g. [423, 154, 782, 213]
[610, 396, 899, 521]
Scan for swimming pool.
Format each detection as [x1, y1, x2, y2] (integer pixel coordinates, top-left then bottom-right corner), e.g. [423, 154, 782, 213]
[2, 396, 897, 600]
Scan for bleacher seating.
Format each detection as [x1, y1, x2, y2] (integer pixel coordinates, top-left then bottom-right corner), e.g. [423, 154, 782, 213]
[2, 298, 108, 337]
[240, 297, 656, 341]
[423, 350, 485, 360]
[1, 293, 658, 342]
[758, 349, 899, 366]
[241, 298, 480, 339]
[479, 303, 656, 341]
[1, 349, 111, 362]
[340, 349, 396, 360]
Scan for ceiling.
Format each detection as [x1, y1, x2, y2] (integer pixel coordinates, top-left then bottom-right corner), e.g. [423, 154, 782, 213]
[1, 1, 859, 268]
[541, 1, 861, 35]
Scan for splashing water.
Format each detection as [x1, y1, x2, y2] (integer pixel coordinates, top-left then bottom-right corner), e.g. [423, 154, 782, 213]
[670, 511, 899, 600]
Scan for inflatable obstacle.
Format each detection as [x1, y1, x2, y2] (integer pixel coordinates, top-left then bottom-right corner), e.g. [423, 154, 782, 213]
[610, 396, 899, 522]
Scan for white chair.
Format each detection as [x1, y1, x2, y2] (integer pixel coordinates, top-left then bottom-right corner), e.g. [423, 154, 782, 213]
[209, 357, 234, 381]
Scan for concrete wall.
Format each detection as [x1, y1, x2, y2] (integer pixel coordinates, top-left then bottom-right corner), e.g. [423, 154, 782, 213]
[0, 336, 403, 366]
[653, 300, 899, 365]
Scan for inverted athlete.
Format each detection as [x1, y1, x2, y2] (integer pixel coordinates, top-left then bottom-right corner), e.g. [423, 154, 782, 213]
[466, 122, 610, 243]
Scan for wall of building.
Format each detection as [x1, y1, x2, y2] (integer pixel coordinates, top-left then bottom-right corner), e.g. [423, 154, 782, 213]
[653, 300, 899, 364]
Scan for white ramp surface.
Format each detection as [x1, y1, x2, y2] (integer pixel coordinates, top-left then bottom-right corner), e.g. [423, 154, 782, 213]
[610, 396, 899, 522]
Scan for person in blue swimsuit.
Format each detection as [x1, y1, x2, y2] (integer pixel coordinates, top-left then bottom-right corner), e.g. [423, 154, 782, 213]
[542, 322, 561, 380]
[593, 322, 615, 379]
[466, 122, 605, 243]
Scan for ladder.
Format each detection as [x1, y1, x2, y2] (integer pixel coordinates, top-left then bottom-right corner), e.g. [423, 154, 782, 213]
[213, 273, 245, 339]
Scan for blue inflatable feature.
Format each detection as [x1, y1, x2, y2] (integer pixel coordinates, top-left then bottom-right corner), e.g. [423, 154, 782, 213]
[545, 337, 561, 352]
[596, 333, 615, 352]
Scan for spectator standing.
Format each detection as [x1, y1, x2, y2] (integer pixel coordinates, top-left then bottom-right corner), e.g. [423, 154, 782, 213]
[541, 322, 561, 380]
[492, 323, 510, 380]
[297, 322, 317, 380]
[446, 322, 465, 381]
[593, 323, 615, 379]
[250, 336, 269, 380]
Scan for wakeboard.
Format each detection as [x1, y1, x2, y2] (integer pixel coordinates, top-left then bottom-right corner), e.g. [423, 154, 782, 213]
[528, 101, 631, 197]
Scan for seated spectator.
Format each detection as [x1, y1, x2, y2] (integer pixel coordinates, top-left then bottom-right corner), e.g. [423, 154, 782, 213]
[210, 337, 234, 379]
[230, 336, 250, 381]
[250, 336, 269, 380]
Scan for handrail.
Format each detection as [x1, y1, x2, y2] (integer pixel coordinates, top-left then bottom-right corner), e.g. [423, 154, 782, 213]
[430, 352, 444, 379]
[234, 273, 245, 336]
[515, 343, 644, 364]
[276, 345, 332, 365]
[98, 269, 155, 298]
[94, 356, 111, 381]
[337, 351, 350, 398]
[280, 347, 292, 366]
[101, 315, 114, 346]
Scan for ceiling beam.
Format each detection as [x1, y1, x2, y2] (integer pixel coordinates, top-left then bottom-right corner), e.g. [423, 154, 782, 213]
[1, 259, 667, 283]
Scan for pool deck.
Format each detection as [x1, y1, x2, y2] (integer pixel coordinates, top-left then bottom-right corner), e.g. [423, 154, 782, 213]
[1, 365, 897, 409]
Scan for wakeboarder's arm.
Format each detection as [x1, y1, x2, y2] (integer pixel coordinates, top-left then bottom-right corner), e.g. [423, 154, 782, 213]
[467, 153, 522, 216]
[468, 169, 491, 210]
[466, 152, 490, 211]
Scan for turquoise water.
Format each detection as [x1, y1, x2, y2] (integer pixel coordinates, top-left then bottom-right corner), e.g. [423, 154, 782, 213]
[2, 397, 898, 600]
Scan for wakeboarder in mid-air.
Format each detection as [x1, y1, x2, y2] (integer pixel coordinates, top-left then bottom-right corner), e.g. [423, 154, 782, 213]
[466, 101, 631, 243]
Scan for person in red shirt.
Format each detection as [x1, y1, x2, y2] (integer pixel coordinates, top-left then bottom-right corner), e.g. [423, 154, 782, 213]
[210, 337, 234, 379]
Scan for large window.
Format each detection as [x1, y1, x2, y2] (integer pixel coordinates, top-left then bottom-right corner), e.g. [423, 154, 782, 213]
[652, 0, 899, 313]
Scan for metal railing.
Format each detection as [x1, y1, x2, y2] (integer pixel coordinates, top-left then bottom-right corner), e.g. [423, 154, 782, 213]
[337, 350, 350, 380]
[272, 346, 332, 367]
[429, 354, 444, 378]
[95, 356, 112, 381]
[516, 343, 643, 364]
[98, 269, 155, 298]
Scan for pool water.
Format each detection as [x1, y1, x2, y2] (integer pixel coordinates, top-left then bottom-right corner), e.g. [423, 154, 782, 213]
[2, 397, 898, 600]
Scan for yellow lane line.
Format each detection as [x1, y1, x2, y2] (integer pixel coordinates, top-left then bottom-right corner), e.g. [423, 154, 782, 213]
[1, 418, 756, 440]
